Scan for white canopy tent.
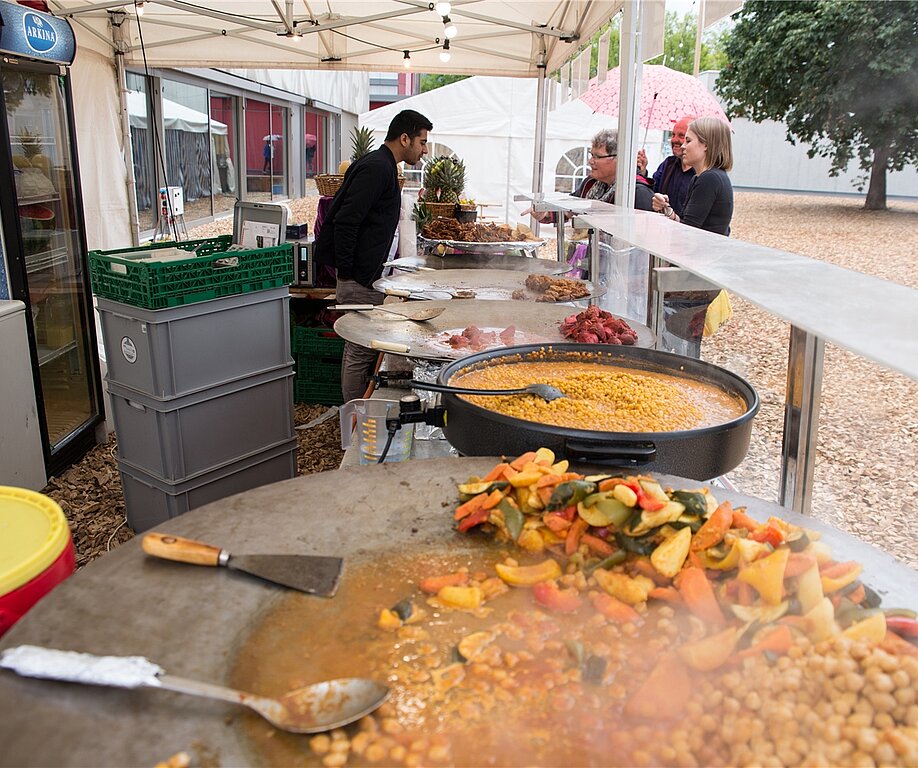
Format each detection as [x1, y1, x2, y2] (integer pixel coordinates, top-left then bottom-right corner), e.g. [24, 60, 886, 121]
[360, 76, 666, 222]
[126, 90, 228, 134]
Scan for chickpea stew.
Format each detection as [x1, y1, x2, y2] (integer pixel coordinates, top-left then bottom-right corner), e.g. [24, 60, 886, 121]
[232, 449, 918, 768]
[448, 358, 747, 433]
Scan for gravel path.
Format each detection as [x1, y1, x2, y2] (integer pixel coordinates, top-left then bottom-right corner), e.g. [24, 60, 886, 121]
[50, 191, 917, 570]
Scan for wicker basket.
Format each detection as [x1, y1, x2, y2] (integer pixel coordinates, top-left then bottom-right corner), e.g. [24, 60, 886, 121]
[424, 201, 458, 219]
[315, 174, 344, 196]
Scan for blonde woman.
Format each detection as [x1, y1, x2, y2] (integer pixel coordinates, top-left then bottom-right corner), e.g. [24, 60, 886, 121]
[654, 116, 734, 236]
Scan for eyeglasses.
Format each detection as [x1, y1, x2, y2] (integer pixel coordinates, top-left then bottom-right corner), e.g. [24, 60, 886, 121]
[589, 151, 617, 160]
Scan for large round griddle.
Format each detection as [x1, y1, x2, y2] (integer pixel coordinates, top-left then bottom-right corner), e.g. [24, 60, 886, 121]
[373, 268, 605, 302]
[333, 299, 654, 361]
[392, 252, 570, 274]
[0, 460, 914, 767]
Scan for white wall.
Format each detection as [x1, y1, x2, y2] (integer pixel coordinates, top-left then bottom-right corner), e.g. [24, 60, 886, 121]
[699, 71, 918, 198]
[228, 69, 369, 117]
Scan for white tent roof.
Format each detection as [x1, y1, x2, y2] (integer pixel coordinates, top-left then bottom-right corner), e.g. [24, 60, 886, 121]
[53, 1, 622, 76]
[126, 90, 228, 134]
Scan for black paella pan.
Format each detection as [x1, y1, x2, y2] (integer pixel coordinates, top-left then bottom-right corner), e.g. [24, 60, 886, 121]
[434, 343, 760, 480]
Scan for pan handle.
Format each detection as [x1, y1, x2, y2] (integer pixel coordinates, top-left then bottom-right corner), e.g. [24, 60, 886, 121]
[563, 439, 656, 467]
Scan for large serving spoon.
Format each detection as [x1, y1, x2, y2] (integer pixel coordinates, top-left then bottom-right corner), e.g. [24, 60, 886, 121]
[333, 303, 445, 321]
[0, 645, 389, 735]
[410, 380, 564, 402]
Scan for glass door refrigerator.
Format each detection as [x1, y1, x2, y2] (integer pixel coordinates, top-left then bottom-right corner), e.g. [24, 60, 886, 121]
[0, 3, 103, 480]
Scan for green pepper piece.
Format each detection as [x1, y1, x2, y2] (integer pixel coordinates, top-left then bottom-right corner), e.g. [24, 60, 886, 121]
[582, 655, 607, 684]
[669, 491, 708, 517]
[884, 608, 918, 619]
[499, 497, 525, 543]
[547, 480, 596, 511]
[614, 531, 657, 556]
[583, 550, 627, 576]
[391, 599, 414, 621]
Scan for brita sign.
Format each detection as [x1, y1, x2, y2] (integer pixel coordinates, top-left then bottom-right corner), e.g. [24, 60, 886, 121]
[0, 3, 76, 65]
[23, 13, 57, 53]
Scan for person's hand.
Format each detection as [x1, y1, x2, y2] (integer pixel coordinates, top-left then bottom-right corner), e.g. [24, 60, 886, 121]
[652, 193, 669, 213]
[637, 149, 648, 175]
[521, 207, 553, 224]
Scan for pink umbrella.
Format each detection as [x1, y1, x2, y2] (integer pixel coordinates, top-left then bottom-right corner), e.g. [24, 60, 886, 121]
[580, 64, 730, 130]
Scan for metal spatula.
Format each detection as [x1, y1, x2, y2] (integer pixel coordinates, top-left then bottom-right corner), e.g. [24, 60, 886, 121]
[333, 304, 445, 321]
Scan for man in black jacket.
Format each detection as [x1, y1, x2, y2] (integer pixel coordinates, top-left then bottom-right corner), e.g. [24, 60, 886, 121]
[315, 109, 432, 402]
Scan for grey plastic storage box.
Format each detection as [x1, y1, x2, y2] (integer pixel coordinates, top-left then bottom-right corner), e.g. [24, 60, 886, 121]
[118, 438, 298, 533]
[107, 364, 294, 481]
[96, 287, 291, 399]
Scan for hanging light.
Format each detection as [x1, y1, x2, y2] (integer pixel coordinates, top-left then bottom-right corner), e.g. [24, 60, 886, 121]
[434, 2, 451, 15]
[442, 16, 458, 39]
[439, 39, 451, 63]
[135, 1, 145, 16]
[403, 50, 412, 68]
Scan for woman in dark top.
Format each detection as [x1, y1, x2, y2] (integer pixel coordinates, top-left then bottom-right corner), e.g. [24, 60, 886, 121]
[655, 116, 733, 235]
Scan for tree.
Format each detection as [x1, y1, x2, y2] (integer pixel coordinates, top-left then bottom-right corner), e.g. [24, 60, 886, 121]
[419, 74, 468, 93]
[717, 0, 918, 210]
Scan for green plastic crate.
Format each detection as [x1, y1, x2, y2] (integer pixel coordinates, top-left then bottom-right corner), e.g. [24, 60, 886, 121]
[294, 379, 344, 405]
[291, 325, 345, 357]
[89, 236, 294, 309]
[295, 353, 341, 383]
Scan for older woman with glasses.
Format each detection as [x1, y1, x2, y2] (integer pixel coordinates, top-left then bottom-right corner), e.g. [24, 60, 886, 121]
[525, 129, 654, 224]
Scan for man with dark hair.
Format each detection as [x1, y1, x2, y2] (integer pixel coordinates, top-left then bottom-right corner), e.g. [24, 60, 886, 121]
[315, 109, 432, 401]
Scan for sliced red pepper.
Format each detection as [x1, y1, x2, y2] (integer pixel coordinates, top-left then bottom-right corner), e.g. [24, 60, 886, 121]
[885, 616, 918, 639]
[626, 482, 666, 512]
[556, 505, 577, 522]
[457, 505, 491, 532]
[750, 522, 785, 548]
[532, 581, 582, 613]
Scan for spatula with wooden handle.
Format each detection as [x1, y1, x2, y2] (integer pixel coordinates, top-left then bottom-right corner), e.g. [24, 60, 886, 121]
[142, 533, 343, 597]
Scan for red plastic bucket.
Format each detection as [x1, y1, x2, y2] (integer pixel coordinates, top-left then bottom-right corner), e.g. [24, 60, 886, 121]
[0, 486, 76, 638]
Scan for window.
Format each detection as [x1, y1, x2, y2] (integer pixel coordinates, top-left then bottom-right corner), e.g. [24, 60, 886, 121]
[161, 80, 214, 221]
[126, 73, 155, 229]
[403, 141, 456, 189]
[245, 98, 287, 201]
[210, 93, 237, 215]
[555, 146, 590, 194]
[304, 108, 327, 181]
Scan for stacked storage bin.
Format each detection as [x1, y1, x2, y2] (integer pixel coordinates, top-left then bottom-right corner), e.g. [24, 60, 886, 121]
[90, 236, 297, 532]
[292, 325, 345, 405]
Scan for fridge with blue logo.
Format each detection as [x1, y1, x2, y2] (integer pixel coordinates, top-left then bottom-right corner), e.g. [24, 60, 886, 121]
[0, 2, 103, 483]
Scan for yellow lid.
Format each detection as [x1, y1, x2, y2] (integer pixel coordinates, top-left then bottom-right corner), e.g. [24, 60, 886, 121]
[0, 486, 71, 595]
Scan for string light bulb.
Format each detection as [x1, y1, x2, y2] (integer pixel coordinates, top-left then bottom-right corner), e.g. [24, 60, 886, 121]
[403, 50, 411, 68]
[439, 39, 451, 63]
[136, 1, 145, 16]
[443, 16, 458, 39]
[434, 2, 451, 15]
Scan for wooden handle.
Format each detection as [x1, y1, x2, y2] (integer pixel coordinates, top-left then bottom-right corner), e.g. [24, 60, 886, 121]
[142, 533, 223, 566]
[371, 340, 410, 353]
[385, 288, 412, 297]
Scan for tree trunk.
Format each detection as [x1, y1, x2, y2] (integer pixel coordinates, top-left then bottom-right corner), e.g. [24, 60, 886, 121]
[864, 143, 889, 211]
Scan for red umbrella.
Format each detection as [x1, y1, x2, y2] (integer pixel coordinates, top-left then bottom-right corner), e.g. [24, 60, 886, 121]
[580, 65, 730, 130]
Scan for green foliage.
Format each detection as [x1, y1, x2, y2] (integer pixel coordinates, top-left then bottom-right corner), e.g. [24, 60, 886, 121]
[717, 0, 918, 210]
[350, 126, 375, 161]
[420, 74, 469, 93]
[584, 12, 727, 78]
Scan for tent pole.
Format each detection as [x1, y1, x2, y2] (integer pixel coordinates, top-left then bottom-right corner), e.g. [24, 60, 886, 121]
[616, 0, 643, 210]
[530, 51, 548, 237]
[109, 11, 141, 246]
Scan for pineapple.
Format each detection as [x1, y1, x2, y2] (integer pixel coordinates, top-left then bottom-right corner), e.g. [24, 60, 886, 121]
[411, 201, 432, 229]
[422, 156, 465, 204]
[350, 126, 375, 161]
[337, 159, 351, 175]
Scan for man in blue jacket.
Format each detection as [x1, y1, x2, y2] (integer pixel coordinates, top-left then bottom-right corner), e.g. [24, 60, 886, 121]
[637, 115, 696, 217]
[315, 109, 432, 401]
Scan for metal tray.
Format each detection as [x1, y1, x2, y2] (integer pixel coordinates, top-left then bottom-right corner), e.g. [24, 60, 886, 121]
[373, 268, 605, 302]
[391, 252, 569, 275]
[333, 299, 654, 360]
[420, 236, 544, 253]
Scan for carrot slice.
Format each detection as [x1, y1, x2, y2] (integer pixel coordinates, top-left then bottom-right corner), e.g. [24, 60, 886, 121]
[591, 592, 640, 623]
[597, 477, 626, 492]
[565, 517, 589, 557]
[847, 583, 866, 604]
[502, 465, 520, 480]
[509, 451, 537, 470]
[454, 493, 488, 521]
[820, 560, 860, 579]
[536, 474, 563, 488]
[784, 552, 817, 579]
[731, 507, 759, 532]
[481, 488, 506, 511]
[582, 534, 615, 557]
[691, 501, 734, 551]
[481, 463, 510, 482]
[648, 586, 683, 604]
[735, 624, 794, 660]
[420, 572, 469, 594]
[676, 567, 726, 626]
